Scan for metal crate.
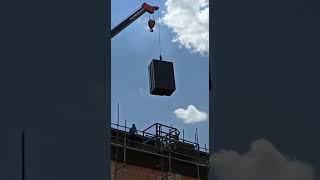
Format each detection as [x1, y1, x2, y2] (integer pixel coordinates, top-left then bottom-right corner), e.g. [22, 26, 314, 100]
[148, 59, 176, 96]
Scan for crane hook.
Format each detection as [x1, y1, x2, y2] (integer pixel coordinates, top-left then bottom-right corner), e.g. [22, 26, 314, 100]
[148, 19, 155, 32]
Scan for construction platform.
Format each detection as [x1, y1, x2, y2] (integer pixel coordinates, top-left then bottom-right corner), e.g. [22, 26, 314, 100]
[111, 123, 209, 180]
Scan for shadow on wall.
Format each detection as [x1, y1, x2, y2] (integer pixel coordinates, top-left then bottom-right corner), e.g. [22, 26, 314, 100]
[210, 139, 315, 180]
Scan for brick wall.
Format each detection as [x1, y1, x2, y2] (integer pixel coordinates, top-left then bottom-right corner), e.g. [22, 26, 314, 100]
[111, 161, 200, 180]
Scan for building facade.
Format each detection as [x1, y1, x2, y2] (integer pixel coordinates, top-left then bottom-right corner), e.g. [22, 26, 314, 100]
[111, 123, 209, 180]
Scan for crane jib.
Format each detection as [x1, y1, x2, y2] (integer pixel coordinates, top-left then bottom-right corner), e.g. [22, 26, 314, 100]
[111, 3, 158, 38]
[129, 8, 145, 21]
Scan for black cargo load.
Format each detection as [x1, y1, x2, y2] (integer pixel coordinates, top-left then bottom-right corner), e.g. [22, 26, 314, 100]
[148, 59, 176, 96]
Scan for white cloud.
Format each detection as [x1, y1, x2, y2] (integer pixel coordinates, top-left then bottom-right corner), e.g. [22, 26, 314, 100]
[210, 139, 315, 180]
[162, 0, 209, 55]
[174, 105, 208, 124]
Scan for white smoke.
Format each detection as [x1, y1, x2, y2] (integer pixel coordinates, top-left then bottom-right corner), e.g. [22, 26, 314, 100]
[210, 139, 315, 180]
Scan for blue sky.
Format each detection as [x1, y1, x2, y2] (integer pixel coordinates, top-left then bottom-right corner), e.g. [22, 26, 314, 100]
[111, 0, 209, 148]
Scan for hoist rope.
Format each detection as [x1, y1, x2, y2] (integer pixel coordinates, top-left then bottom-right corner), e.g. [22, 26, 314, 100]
[157, 8, 162, 60]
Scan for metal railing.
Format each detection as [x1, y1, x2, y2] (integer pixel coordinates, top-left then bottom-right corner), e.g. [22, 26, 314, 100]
[110, 122, 209, 161]
[111, 122, 209, 153]
[111, 122, 209, 180]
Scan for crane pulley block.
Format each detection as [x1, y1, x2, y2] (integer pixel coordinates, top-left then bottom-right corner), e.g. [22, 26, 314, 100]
[142, 2, 159, 13]
[148, 19, 156, 32]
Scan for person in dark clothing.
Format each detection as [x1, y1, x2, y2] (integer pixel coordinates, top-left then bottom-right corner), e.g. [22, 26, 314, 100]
[128, 124, 137, 147]
[173, 131, 179, 142]
[129, 124, 137, 135]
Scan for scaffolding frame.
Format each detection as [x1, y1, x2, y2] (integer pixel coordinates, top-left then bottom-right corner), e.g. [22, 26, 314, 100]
[111, 122, 209, 180]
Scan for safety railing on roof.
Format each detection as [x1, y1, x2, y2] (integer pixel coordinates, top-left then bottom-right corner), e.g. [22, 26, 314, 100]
[110, 122, 209, 153]
[111, 122, 210, 180]
[111, 133, 209, 166]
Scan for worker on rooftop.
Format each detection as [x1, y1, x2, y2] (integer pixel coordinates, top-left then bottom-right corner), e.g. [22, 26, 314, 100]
[129, 124, 138, 135]
[128, 124, 138, 147]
